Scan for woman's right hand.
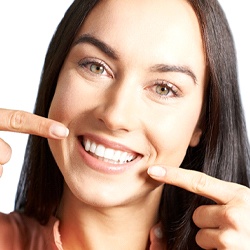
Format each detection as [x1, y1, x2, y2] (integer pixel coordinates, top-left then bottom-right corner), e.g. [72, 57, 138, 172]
[0, 108, 69, 175]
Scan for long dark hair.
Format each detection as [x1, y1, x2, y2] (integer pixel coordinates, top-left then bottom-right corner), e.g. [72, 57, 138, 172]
[161, 0, 250, 249]
[15, 0, 250, 249]
[15, 0, 99, 223]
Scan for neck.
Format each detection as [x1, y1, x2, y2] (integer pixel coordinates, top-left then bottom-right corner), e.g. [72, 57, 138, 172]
[57, 185, 163, 250]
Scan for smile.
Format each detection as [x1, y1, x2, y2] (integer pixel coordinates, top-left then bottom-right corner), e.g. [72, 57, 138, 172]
[82, 137, 137, 164]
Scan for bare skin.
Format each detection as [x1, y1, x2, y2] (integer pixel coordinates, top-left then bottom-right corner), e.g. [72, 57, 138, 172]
[1, 113, 250, 249]
[0, 108, 68, 171]
[47, 0, 205, 249]
[1, 0, 250, 249]
[148, 166, 250, 249]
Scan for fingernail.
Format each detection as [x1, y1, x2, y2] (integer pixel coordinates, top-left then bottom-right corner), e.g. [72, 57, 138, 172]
[154, 226, 163, 239]
[50, 124, 69, 138]
[148, 166, 166, 177]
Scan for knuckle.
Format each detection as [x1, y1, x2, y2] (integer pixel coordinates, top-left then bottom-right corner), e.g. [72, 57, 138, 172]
[222, 206, 239, 226]
[217, 230, 235, 248]
[192, 172, 208, 194]
[236, 186, 250, 203]
[192, 206, 202, 225]
[195, 229, 203, 247]
[37, 119, 48, 136]
[9, 110, 26, 130]
[195, 229, 210, 249]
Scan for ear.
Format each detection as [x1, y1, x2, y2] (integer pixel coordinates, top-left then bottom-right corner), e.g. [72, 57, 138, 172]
[189, 128, 202, 147]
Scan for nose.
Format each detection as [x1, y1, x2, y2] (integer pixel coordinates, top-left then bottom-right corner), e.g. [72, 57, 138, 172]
[93, 81, 141, 132]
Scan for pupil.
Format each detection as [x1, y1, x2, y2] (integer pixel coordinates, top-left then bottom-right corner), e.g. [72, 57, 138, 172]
[158, 86, 169, 95]
[91, 64, 103, 74]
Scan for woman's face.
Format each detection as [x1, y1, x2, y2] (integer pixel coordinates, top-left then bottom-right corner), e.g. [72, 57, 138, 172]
[48, 0, 206, 208]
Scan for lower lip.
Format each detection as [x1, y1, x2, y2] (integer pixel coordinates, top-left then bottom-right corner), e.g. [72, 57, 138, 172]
[78, 141, 142, 174]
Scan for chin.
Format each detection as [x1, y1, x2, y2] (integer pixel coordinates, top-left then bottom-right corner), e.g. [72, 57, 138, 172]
[62, 168, 160, 210]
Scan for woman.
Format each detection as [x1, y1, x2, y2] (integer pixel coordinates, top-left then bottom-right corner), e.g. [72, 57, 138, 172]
[0, 0, 250, 249]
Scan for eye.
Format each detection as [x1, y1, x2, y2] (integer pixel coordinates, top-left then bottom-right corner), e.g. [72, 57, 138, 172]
[156, 85, 170, 95]
[154, 80, 179, 98]
[78, 58, 113, 78]
[145, 80, 180, 104]
[90, 63, 105, 74]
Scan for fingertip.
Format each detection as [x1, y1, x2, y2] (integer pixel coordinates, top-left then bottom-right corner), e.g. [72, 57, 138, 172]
[147, 166, 166, 178]
[49, 124, 69, 139]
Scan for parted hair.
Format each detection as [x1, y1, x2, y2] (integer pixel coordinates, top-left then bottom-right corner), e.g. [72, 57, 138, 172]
[15, 1, 250, 249]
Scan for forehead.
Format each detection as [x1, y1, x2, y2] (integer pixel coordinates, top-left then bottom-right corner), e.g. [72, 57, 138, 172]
[77, 0, 205, 77]
[81, 0, 202, 41]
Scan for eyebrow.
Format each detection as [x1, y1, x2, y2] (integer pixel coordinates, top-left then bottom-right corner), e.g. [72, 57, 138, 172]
[74, 34, 197, 84]
[73, 34, 119, 60]
[150, 64, 197, 84]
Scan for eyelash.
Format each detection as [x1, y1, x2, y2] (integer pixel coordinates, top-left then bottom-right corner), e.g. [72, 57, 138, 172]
[78, 58, 180, 101]
[78, 58, 113, 78]
[152, 80, 180, 100]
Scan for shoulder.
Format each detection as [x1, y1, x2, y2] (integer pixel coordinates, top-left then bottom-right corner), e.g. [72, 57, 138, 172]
[0, 212, 19, 249]
[0, 211, 59, 250]
[0, 212, 19, 236]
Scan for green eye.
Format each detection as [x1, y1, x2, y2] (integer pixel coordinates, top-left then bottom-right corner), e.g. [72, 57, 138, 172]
[79, 58, 114, 78]
[156, 85, 170, 95]
[90, 64, 105, 74]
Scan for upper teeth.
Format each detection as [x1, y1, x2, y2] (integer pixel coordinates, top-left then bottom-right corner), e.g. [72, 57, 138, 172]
[84, 138, 136, 164]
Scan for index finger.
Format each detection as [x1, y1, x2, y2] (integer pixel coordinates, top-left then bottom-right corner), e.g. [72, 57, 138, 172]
[148, 165, 245, 204]
[0, 108, 69, 139]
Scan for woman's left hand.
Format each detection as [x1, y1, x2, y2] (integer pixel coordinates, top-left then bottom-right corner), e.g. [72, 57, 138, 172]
[148, 165, 250, 250]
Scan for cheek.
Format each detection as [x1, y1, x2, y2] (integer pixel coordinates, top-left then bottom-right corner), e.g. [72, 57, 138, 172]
[147, 104, 202, 166]
[49, 90, 74, 123]
[48, 73, 83, 124]
[47, 76, 82, 173]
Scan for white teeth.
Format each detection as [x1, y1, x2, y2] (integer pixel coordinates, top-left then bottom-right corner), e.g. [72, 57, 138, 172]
[84, 139, 91, 151]
[83, 138, 136, 164]
[89, 142, 97, 153]
[119, 152, 128, 163]
[127, 155, 133, 162]
[113, 150, 122, 161]
[95, 144, 105, 157]
[104, 148, 115, 159]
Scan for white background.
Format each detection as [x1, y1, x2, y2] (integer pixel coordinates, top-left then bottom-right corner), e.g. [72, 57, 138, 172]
[0, 1, 249, 213]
